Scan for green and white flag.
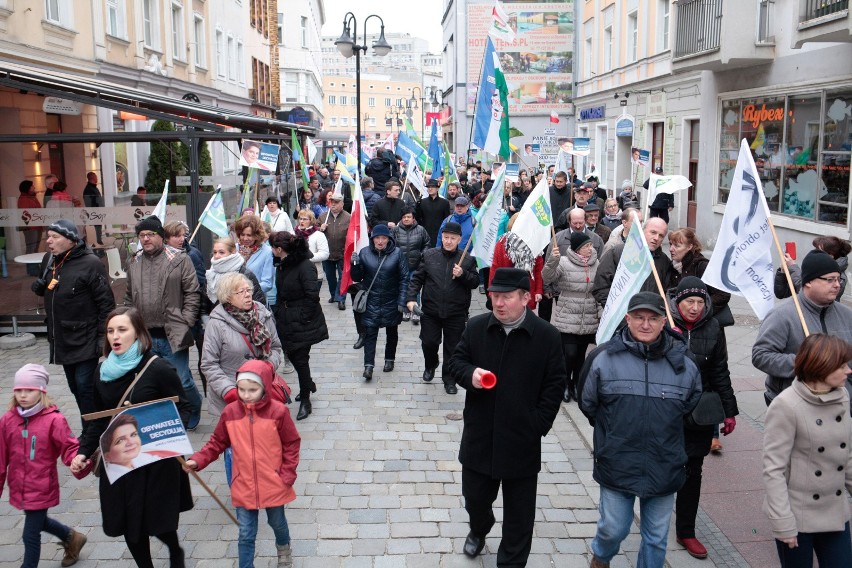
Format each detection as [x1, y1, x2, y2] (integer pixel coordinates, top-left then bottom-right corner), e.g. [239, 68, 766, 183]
[596, 211, 654, 344]
[470, 167, 508, 267]
[199, 190, 229, 238]
[510, 176, 552, 256]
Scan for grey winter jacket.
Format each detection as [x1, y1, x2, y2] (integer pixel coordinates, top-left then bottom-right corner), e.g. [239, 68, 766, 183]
[201, 301, 284, 416]
[753, 292, 852, 404]
[578, 328, 702, 498]
[773, 255, 848, 300]
[542, 248, 600, 335]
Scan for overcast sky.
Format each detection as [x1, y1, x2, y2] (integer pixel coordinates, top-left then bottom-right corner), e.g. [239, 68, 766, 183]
[321, 0, 444, 53]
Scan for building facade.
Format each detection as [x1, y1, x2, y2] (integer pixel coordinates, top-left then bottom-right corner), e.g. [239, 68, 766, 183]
[278, 0, 324, 130]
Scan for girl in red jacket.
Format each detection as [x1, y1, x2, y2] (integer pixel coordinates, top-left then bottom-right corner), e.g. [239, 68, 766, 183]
[0, 364, 87, 568]
[184, 359, 301, 568]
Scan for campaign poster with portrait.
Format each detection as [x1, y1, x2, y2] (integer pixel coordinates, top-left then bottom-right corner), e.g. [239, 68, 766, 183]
[466, 0, 573, 116]
[633, 148, 651, 169]
[99, 400, 193, 484]
[240, 139, 281, 172]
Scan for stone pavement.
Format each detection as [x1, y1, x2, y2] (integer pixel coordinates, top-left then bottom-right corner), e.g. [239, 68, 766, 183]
[0, 291, 825, 567]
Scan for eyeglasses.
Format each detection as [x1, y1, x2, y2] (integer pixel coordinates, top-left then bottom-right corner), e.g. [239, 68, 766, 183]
[816, 276, 841, 284]
[629, 315, 666, 325]
[138, 232, 159, 240]
[234, 288, 253, 296]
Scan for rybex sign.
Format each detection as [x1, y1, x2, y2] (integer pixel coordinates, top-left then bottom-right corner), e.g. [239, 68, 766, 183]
[578, 106, 606, 122]
[742, 104, 784, 129]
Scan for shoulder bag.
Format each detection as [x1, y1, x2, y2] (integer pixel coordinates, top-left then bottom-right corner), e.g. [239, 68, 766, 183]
[353, 255, 387, 314]
[91, 355, 159, 477]
[685, 390, 726, 430]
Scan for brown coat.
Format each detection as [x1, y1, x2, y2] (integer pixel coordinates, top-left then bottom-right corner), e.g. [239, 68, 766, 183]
[763, 380, 852, 539]
[319, 209, 351, 261]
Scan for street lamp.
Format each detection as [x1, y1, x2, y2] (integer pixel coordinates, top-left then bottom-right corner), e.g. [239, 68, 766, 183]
[408, 87, 426, 138]
[334, 13, 392, 158]
[384, 105, 406, 134]
[429, 87, 445, 110]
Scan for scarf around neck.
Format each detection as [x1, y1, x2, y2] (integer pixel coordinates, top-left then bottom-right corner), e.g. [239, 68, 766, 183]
[294, 225, 317, 239]
[206, 253, 245, 302]
[100, 340, 143, 382]
[224, 302, 271, 356]
[18, 401, 44, 418]
[239, 243, 259, 260]
[505, 232, 535, 272]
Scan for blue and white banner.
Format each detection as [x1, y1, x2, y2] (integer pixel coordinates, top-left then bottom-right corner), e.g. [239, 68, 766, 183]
[471, 166, 508, 267]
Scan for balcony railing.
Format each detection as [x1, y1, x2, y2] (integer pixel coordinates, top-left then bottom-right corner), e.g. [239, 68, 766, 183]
[802, 0, 848, 21]
[674, 0, 723, 59]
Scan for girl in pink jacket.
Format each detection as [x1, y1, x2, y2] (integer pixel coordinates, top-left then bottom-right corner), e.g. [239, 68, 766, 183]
[0, 365, 87, 567]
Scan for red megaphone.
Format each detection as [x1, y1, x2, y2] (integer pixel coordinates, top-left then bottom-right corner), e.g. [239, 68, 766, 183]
[480, 372, 497, 389]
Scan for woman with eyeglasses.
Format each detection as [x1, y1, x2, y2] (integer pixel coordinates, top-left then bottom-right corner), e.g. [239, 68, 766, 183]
[269, 232, 328, 421]
[233, 215, 275, 298]
[601, 199, 622, 231]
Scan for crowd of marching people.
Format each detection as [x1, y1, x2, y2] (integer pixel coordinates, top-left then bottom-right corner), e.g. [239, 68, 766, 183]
[2, 151, 852, 568]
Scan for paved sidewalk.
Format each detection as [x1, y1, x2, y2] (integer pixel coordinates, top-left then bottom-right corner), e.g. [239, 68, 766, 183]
[0, 292, 816, 567]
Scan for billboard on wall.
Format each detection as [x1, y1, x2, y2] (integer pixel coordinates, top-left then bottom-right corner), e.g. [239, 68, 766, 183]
[467, 0, 574, 116]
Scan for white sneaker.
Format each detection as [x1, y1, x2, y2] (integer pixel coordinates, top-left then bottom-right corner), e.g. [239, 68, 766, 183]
[411, 313, 420, 325]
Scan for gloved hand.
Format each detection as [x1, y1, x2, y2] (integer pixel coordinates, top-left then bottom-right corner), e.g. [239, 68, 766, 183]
[31, 278, 47, 295]
[223, 389, 239, 405]
[721, 417, 736, 436]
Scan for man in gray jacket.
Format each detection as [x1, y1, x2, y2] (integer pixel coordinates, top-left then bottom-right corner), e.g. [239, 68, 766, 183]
[124, 215, 202, 428]
[753, 250, 852, 406]
[579, 291, 702, 568]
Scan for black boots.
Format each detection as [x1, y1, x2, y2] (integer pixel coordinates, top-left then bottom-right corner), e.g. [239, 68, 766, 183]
[296, 398, 311, 420]
[443, 381, 458, 395]
[563, 381, 576, 403]
[363, 365, 374, 381]
[383, 359, 394, 372]
[422, 367, 436, 382]
[294, 381, 316, 402]
[353, 334, 366, 349]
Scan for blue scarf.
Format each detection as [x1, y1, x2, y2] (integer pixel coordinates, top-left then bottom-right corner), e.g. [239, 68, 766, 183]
[100, 341, 143, 382]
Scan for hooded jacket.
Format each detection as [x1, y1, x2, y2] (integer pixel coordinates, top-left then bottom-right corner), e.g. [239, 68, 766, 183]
[543, 247, 600, 335]
[190, 360, 301, 510]
[579, 328, 702, 498]
[201, 301, 284, 416]
[392, 221, 430, 273]
[437, 211, 475, 250]
[351, 232, 410, 329]
[273, 244, 329, 352]
[36, 243, 115, 364]
[0, 405, 79, 510]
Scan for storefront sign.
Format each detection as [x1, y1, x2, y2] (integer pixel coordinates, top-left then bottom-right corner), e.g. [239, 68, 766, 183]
[0, 206, 185, 228]
[646, 92, 667, 119]
[42, 97, 81, 116]
[742, 104, 784, 128]
[616, 115, 635, 137]
[579, 106, 606, 122]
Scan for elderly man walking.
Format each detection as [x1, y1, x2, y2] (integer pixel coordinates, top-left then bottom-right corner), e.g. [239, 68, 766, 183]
[579, 291, 702, 568]
[449, 267, 565, 566]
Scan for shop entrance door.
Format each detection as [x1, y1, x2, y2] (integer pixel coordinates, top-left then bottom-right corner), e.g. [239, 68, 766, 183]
[687, 120, 699, 229]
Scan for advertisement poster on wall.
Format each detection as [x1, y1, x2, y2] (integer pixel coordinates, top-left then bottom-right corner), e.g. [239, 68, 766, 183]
[467, 0, 574, 116]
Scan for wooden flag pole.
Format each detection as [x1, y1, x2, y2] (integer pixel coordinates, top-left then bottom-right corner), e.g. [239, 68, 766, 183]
[456, 232, 475, 267]
[766, 216, 810, 336]
[188, 186, 221, 244]
[178, 457, 239, 526]
[633, 212, 675, 329]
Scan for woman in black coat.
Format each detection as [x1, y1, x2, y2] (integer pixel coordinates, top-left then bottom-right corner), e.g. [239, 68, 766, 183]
[350, 224, 410, 381]
[71, 307, 192, 568]
[669, 228, 732, 324]
[667, 277, 739, 560]
[270, 232, 329, 420]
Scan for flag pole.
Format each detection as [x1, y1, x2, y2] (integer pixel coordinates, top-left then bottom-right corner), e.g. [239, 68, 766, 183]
[455, 234, 475, 270]
[177, 457, 239, 526]
[766, 216, 810, 336]
[188, 185, 221, 244]
[634, 212, 675, 328]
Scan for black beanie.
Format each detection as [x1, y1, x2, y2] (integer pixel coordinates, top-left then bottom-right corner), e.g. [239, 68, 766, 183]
[569, 231, 591, 252]
[801, 250, 840, 285]
[674, 275, 710, 305]
[135, 215, 164, 237]
[47, 219, 80, 244]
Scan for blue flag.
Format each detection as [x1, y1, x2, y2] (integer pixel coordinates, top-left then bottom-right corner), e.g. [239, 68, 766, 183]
[473, 37, 510, 157]
[428, 121, 443, 181]
[397, 131, 428, 171]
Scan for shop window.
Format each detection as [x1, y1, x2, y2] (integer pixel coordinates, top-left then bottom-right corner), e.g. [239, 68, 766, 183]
[782, 94, 821, 219]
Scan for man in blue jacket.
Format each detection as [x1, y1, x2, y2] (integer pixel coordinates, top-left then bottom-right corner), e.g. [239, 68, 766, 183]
[436, 196, 475, 250]
[579, 291, 702, 568]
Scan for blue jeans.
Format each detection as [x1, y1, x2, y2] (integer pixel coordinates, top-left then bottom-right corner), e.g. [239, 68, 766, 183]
[236, 506, 291, 568]
[775, 522, 852, 567]
[322, 259, 344, 302]
[592, 487, 674, 568]
[62, 357, 99, 421]
[22, 509, 70, 568]
[224, 448, 233, 486]
[150, 336, 202, 428]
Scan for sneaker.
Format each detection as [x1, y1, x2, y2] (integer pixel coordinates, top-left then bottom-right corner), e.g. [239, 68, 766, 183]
[710, 438, 722, 453]
[411, 313, 420, 325]
[677, 537, 708, 559]
[61, 529, 87, 567]
[478, 285, 486, 294]
[402, 312, 411, 322]
[277, 544, 292, 567]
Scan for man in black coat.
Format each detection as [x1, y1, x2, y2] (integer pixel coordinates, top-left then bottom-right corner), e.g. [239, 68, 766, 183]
[82, 171, 104, 245]
[549, 171, 572, 223]
[644, 167, 674, 222]
[369, 179, 406, 229]
[407, 222, 478, 394]
[32, 219, 115, 418]
[448, 268, 566, 565]
[415, 178, 451, 246]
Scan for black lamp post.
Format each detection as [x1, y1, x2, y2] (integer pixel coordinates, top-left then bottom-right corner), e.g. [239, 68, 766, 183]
[334, 13, 392, 161]
[408, 87, 425, 139]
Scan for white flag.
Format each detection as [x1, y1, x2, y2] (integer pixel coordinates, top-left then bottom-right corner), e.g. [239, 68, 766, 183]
[407, 161, 427, 198]
[704, 139, 775, 319]
[381, 134, 395, 152]
[647, 174, 692, 203]
[471, 167, 508, 267]
[489, 1, 516, 43]
[596, 212, 655, 344]
[151, 180, 169, 225]
[305, 137, 318, 163]
[510, 177, 553, 255]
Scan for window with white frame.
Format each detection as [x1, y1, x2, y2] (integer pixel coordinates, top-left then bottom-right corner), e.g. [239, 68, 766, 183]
[660, 0, 670, 51]
[193, 14, 205, 67]
[368, 97, 375, 107]
[396, 98, 403, 107]
[237, 40, 245, 84]
[339, 95, 346, 105]
[369, 118, 376, 127]
[628, 12, 638, 63]
[328, 95, 336, 105]
[352, 97, 357, 106]
[227, 34, 236, 81]
[142, 0, 158, 48]
[603, 8, 613, 72]
[277, 13, 284, 46]
[341, 117, 348, 126]
[300, 16, 308, 48]
[106, 0, 127, 39]
[171, 2, 184, 61]
[45, 0, 60, 23]
[385, 97, 391, 106]
[284, 73, 298, 103]
[584, 19, 593, 80]
[330, 117, 337, 126]
[216, 29, 225, 77]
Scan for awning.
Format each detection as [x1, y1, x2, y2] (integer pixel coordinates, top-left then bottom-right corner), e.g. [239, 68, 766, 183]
[0, 59, 315, 135]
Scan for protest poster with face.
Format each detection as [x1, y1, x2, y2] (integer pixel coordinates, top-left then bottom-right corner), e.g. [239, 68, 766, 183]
[100, 400, 193, 484]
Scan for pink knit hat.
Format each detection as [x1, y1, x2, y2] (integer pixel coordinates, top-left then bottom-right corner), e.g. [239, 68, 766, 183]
[14, 364, 49, 393]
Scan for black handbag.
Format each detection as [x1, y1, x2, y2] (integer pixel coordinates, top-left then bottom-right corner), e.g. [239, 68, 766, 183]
[353, 256, 386, 313]
[686, 391, 726, 429]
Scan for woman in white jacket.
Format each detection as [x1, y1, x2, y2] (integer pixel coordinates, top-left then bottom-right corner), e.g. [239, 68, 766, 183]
[293, 210, 329, 286]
